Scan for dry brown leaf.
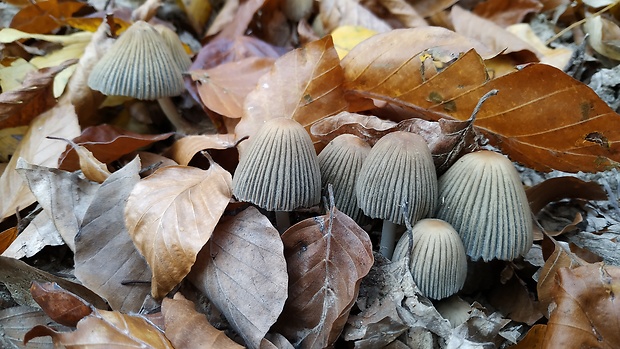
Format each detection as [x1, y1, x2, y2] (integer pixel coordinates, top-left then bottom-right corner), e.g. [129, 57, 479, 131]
[25, 309, 174, 349]
[410, 0, 457, 17]
[473, 0, 543, 27]
[191, 57, 275, 119]
[10, 0, 86, 34]
[451, 5, 539, 62]
[487, 273, 543, 326]
[526, 176, 608, 214]
[188, 207, 288, 349]
[318, 0, 392, 34]
[205, 0, 239, 37]
[342, 29, 620, 172]
[377, 0, 427, 28]
[276, 204, 373, 348]
[1, 210, 64, 259]
[125, 158, 232, 299]
[48, 136, 111, 183]
[30, 282, 93, 327]
[166, 134, 237, 166]
[0, 306, 59, 349]
[584, 15, 620, 61]
[0, 59, 77, 130]
[310, 111, 396, 147]
[235, 35, 347, 144]
[0, 102, 80, 221]
[162, 293, 244, 349]
[74, 157, 151, 313]
[0, 227, 18, 255]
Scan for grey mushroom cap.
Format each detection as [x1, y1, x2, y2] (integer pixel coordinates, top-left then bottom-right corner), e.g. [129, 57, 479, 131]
[355, 131, 437, 225]
[154, 24, 192, 72]
[318, 134, 371, 221]
[88, 20, 184, 100]
[393, 218, 467, 300]
[232, 117, 321, 211]
[435, 150, 533, 262]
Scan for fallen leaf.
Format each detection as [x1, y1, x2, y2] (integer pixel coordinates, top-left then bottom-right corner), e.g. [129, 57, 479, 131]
[166, 134, 237, 166]
[276, 205, 373, 348]
[125, 158, 232, 299]
[0, 102, 80, 221]
[510, 323, 546, 349]
[25, 309, 174, 349]
[0, 256, 107, 309]
[48, 136, 111, 183]
[162, 293, 244, 349]
[487, 273, 542, 325]
[410, 0, 457, 17]
[58, 124, 173, 172]
[0, 227, 18, 254]
[16, 159, 100, 251]
[30, 282, 93, 327]
[318, 0, 392, 34]
[235, 35, 347, 144]
[473, 0, 543, 27]
[191, 57, 275, 119]
[584, 15, 620, 61]
[0, 59, 77, 130]
[526, 176, 608, 214]
[188, 207, 288, 349]
[1, 210, 64, 259]
[74, 157, 151, 313]
[330, 26, 377, 59]
[376, 0, 427, 28]
[204, 0, 239, 37]
[178, 0, 212, 35]
[63, 16, 132, 33]
[506, 23, 573, 70]
[10, 0, 86, 34]
[0, 306, 60, 349]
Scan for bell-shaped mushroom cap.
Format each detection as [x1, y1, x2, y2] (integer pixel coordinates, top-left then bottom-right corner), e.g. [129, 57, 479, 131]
[393, 219, 467, 300]
[435, 150, 533, 262]
[356, 131, 437, 225]
[232, 118, 321, 211]
[318, 134, 371, 221]
[88, 20, 184, 100]
[154, 24, 192, 72]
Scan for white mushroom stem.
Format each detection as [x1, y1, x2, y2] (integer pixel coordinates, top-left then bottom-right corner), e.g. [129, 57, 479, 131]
[157, 97, 194, 134]
[379, 220, 398, 259]
[275, 210, 291, 234]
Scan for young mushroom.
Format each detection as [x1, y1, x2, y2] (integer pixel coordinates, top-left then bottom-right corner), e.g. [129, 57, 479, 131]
[356, 131, 438, 259]
[232, 117, 321, 232]
[318, 134, 371, 222]
[392, 219, 467, 300]
[88, 20, 193, 133]
[154, 24, 192, 72]
[435, 150, 533, 261]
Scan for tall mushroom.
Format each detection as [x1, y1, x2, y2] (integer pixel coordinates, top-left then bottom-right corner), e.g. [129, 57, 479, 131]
[356, 131, 437, 258]
[232, 117, 321, 231]
[435, 150, 533, 261]
[88, 20, 192, 133]
[318, 134, 371, 222]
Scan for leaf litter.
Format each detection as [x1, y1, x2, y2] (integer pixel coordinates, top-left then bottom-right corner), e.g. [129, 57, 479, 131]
[2, 0, 620, 348]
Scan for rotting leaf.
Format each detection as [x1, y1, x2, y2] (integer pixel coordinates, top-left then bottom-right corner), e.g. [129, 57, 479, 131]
[235, 35, 348, 146]
[188, 207, 288, 349]
[162, 293, 244, 349]
[276, 204, 373, 348]
[125, 157, 232, 299]
[30, 282, 93, 327]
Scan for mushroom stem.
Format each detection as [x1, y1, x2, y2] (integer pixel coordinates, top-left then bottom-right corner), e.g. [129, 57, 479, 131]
[379, 220, 398, 259]
[157, 97, 194, 134]
[275, 210, 291, 233]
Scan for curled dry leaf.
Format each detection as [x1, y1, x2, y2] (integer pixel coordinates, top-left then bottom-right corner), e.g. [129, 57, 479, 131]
[277, 205, 373, 348]
[235, 35, 347, 145]
[48, 136, 111, 183]
[318, 0, 392, 34]
[188, 207, 288, 349]
[30, 282, 93, 327]
[74, 157, 151, 313]
[0, 102, 80, 221]
[166, 134, 237, 166]
[1, 210, 64, 259]
[125, 158, 232, 299]
[191, 57, 275, 119]
[25, 309, 174, 349]
[162, 293, 244, 349]
[526, 176, 608, 214]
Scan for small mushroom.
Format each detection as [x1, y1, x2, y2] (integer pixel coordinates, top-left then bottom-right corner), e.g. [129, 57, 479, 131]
[87, 21, 192, 133]
[232, 118, 321, 231]
[393, 219, 467, 300]
[435, 150, 533, 261]
[318, 134, 371, 222]
[154, 24, 192, 72]
[356, 131, 437, 258]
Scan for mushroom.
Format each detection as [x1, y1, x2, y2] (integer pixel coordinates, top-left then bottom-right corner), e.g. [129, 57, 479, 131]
[318, 134, 371, 222]
[435, 150, 533, 261]
[154, 24, 192, 72]
[232, 117, 321, 231]
[355, 131, 437, 259]
[87, 20, 192, 133]
[393, 219, 467, 300]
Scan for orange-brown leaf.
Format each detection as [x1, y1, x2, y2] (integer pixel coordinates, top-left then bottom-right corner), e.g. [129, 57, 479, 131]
[30, 282, 93, 327]
[0, 227, 18, 254]
[124, 159, 232, 299]
[10, 0, 86, 34]
[277, 205, 373, 348]
[473, 0, 543, 27]
[166, 134, 237, 166]
[526, 176, 608, 214]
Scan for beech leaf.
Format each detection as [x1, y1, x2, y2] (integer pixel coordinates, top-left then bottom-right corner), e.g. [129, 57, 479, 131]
[124, 158, 232, 299]
[188, 207, 288, 349]
[30, 282, 93, 327]
[0, 306, 60, 349]
[276, 204, 373, 348]
[48, 136, 111, 184]
[526, 176, 608, 214]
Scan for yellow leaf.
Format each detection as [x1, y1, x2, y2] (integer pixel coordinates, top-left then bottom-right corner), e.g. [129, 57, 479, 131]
[331, 25, 377, 59]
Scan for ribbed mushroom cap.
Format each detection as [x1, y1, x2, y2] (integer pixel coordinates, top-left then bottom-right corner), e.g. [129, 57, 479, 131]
[232, 118, 321, 211]
[435, 150, 533, 262]
[393, 219, 467, 300]
[355, 131, 437, 225]
[154, 25, 192, 72]
[318, 134, 371, 221]
[88, 20, 184, 100]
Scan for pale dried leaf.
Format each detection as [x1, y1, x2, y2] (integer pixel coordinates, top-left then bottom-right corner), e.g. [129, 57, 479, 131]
[125, 159, 232, 299]
[167, 134, 237, 166]
[0, 306, 58, 349]
[1, 211, 63, 259]
[318, 0, 392, 34]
